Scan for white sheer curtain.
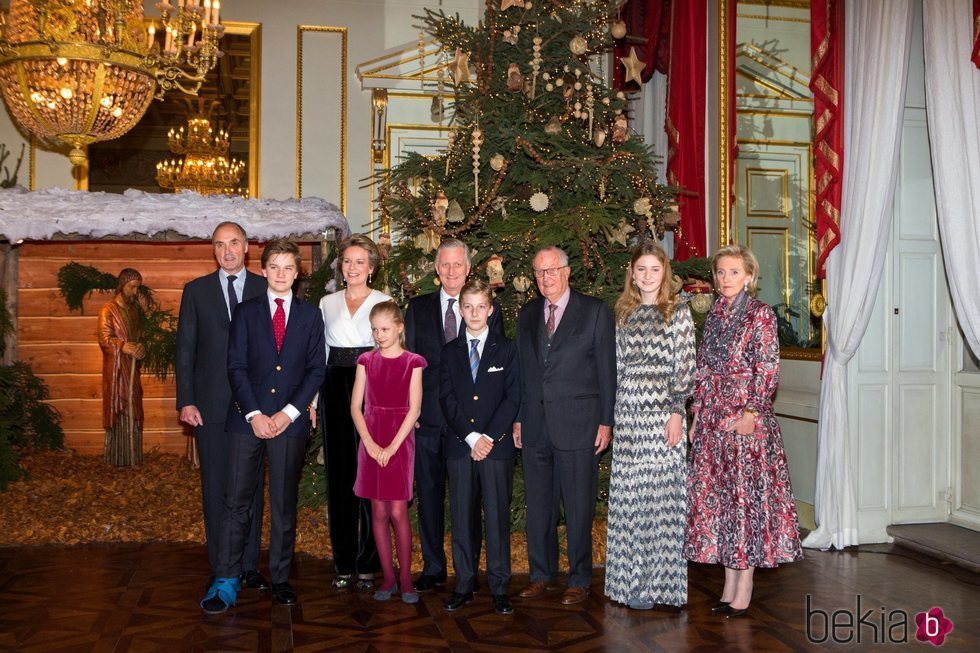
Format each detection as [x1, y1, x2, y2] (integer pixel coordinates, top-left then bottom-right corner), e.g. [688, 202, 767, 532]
[803, 0, 914, 550]
[923, 0, 980, 358]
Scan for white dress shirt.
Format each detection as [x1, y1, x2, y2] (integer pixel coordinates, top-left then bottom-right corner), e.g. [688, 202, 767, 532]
[462, 326, 491, 449]
[244, 290, 300, 424]
[218, 267, 247, 320]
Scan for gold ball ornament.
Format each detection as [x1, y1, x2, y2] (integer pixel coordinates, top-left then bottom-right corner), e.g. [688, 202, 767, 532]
[490, 153, 506, 171]
[570, 35, 588, 55]
[611, 20, 627, 40]
[513, 274, 532, 293]
[691, 292, 714, 315]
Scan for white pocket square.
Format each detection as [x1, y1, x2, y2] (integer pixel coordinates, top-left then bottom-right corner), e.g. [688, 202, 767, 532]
[487, 366, 505, 373]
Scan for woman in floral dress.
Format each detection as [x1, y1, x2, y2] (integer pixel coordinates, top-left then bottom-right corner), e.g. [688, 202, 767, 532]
[684, 244, 803, 618]
[605, 242, 696, 610]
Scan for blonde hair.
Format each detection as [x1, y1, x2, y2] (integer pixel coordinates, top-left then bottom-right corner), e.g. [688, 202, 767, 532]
[712, 244, 760, 296]
[615, 241, 679, 326]
[369, 300, 406, 348]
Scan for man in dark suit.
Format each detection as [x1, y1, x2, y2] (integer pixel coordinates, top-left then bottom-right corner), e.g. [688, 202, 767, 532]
[439, 279, 520, 616]
[200, 239, 326, 613]
[176, 221, 268, 591]
[405, 238, 503, 592]
[513, 246, 616, 605]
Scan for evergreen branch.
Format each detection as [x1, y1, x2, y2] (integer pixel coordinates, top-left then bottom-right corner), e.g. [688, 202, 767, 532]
[57, 262, 116, 312]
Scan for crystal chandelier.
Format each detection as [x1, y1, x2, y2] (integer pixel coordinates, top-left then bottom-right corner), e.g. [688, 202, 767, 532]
[156, 110, 245, 196]
[0, 0, 226, 168]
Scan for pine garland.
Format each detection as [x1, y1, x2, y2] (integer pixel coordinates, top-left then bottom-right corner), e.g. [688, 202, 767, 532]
[0, 289, 64, 491]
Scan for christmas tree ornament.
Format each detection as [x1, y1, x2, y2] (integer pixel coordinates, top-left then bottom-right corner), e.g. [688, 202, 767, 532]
[453, 48, 472, 86]
[597, 176, 607, 199]
[445, 129, 456, 176]
[574, 81, 583, 91]
[570, 35, 588, 55]
[585, 82, 595, 133]
[633, 196, 652, 216]
[513, 274, 532, 293]
[492, 196, 508, 219]
[377, 232, 392, 260]
[556, 77, 565, 87]
[545, 82, 554, 92]
[608, 220, 635, 246]
[447, 199, 466, 223]
[430, 95, 444, 123]
[507, 63, 523, 92]
[612, 113, 629, 143]
[486, 254, 505, 288]
[490, 153, 506, 171]
[530, 36, 543, 98]
[503, 29, 518, 45]
[415, 228, 441, 254]
[544, 116, 562, 134]
[611, 19, 627, 40]
[529, 191, 550, 212]
[620, 47, 646, 85]
[431, 190, 449, 226]
[593, 126, 607, 147]
[471, 126, 484, 201]
[500, 0, 525, 10]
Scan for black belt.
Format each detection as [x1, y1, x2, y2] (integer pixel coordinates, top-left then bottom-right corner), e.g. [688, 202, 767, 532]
[327, 346, 373, 367]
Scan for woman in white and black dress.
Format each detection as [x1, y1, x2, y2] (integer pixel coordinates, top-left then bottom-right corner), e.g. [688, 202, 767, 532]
[320, 234, 391, 590]
[604, 241, 696, 610]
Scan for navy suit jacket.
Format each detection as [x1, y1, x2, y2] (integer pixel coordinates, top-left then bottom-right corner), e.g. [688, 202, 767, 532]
[175, 270, 266, 423]
[516, 289, 616, 450]
[225, 293, 326, 437]
[439, 331, 521, 461]
[405, 290, 504, 435]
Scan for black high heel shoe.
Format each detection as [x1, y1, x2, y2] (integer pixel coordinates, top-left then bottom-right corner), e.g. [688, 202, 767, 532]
[710, 601, 731, 614]
[331, 574, 353, 590]
[726, 606, 749, 619]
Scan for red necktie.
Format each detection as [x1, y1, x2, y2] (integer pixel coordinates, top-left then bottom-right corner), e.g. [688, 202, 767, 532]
[273, 298, 286, 353]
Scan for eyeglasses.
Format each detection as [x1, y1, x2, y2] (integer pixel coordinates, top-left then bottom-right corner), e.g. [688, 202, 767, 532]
[532, 265, 568, 279]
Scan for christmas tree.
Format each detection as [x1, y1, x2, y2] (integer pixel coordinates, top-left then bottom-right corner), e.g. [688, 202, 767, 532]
[382, 0, 677, 325]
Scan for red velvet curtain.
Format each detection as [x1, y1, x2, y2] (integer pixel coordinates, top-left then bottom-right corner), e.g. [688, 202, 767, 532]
[973, 0, 980, 68]
[811, 0, 844, 278]
[666, 0, 706, 260]
[613, 0, 672, 91]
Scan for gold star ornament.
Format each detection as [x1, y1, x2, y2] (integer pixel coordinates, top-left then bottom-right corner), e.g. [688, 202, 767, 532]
[453, 48, 472, 86]
[500, 0, 525, 10]
[620, 47, 646, 85]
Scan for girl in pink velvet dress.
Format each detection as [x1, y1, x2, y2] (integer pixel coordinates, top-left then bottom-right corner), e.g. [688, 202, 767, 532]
[351, 301, 426, 604]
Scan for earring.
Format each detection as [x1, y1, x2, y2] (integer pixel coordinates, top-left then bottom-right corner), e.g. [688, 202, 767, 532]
[743, 281, 748, 292]
[368, 272, 373, 284]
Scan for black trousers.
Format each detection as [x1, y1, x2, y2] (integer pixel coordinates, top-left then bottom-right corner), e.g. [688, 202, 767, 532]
[322, 365, 380, 576]
[216, 430, 306, 584]
[414, 428, 447, 579]
[447, 455, 513, 595]
[195, 422, 264, 574]
[522, 436, 598, 589]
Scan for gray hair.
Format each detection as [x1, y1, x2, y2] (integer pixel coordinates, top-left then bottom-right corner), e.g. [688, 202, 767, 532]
[436, 238, 471, 267]
[535, 245, 569, 267]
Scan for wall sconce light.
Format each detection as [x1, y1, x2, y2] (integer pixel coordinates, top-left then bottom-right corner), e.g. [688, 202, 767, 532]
[371, 88, 388, 165]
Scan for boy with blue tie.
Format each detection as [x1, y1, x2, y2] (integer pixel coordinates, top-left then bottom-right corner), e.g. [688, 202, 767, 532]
[200, 239, 325, 614]
[439, 279, 521, 615]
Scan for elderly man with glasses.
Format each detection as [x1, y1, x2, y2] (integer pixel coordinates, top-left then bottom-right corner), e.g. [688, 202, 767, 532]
[512, 245, 616, 605]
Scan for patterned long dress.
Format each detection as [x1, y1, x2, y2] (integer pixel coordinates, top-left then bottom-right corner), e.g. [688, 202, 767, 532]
[684, 292, 803, 569]
[604, 302, 696, 606]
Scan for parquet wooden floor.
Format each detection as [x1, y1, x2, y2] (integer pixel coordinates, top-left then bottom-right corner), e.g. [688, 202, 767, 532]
[1, 542, 978, 652]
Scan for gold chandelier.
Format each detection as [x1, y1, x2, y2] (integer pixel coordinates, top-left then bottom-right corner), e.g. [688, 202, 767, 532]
[156, 110, 245, 196]
[0, 0, 226, 168]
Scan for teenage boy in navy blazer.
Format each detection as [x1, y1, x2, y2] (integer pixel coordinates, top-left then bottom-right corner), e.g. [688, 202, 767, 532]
[200, 239, 326, 614]
[439, 279, 521, 616]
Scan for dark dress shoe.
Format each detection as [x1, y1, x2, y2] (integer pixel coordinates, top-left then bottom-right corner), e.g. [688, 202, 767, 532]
[241, 569, 270, 591]
[493, 594, 514, 615]
[727, 607, 749, 619]
[443, 591, 474, 611]
[710, 601, 731, 614]
[518, 581, 553, 599]
[272, 582, 298, 605]
[560, 587, 590, 605]
[413, 575, 446, 592]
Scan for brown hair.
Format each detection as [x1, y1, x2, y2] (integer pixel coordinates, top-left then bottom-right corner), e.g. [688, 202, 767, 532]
[339, 234, 381, 284]
[116, 268, 143, 294]
[614, 241, 678, 326]
[459, 278, 493, 304]
[369, 300, 406, 348]
[261, 239, 301, 269]
[712, 244, 760, 296]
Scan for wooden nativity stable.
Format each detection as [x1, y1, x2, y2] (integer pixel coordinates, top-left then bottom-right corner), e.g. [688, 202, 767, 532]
[0, 187, 347, 455]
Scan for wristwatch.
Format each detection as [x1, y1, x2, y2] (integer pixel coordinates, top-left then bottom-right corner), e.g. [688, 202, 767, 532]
[743, 407, 760, 419]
